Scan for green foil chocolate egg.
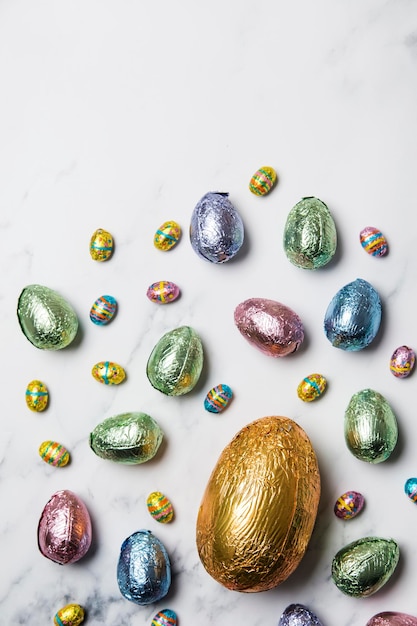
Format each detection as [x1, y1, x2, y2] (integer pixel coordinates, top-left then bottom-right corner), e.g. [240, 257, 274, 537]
[89, 412, 163, 464]
[331, 536, 399, 597]
[17, 284, 79, 350]
[283, 196, 337, 269]
[146, 326, 204, 396]
[344, 388, 398, 463]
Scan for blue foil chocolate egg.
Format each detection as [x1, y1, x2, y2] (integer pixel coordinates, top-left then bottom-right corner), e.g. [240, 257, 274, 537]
[117, 530, 171, 605]
[324, 278, 382, 350]
[190, 192, 244, 263]
[279, 604, 324, 626]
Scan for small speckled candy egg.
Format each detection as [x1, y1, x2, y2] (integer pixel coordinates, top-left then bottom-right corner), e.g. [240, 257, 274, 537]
[204, 384, 233, 413]
[334, 490, 364, 520]
[404, 477, 417, 503]
[154, 220, 181, 251]
[390, 345, 416, 378]
[92, 361, 126, 385]
[147, 491, 174, 523]
[279, 604, 324, 626]
[249, 166, 277, 196]
[366, 612, 417, 626]
[360, 226, 388, 257]
[297, 373, 327, 402]
[146, 281, 180, 304]
[151, 608, 177, 626]
[26, 379, 49, 412]
[39, 441, 70, 467]
[90, 295, 117, 325]
[90, 228, 114, 261]
[54, 603, 85, 626]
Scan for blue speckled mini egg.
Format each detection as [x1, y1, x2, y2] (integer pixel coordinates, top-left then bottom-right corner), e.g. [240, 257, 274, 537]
[404, 477, 417, 503]
[151, 609, 177, 626]
[117, 530, 171, 605]
[204, 384, 233, 413]
[90, 295, 117, 325]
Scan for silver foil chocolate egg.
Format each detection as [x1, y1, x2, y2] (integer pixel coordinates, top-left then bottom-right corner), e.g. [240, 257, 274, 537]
[366, 612, 417, 626]
[344, 388, 398, 463]
[17, 284, 79, 350]
[117, 530, 171, 605]
[190, 192, 244, 263]
[234, 297, 304, 357]
[324, 278, 382, 350]
[38, 490, 92, 565]
[278, 604, 324, 626]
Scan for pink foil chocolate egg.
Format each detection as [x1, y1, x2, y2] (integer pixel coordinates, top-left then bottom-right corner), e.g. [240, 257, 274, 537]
[234, 297, 304, 357]
[390, 345, 416, 378]
[334, 490, 365, 520]
[38, 489, 92, 564]
[146, 281, 180, 304]
[366, 613, 417, 626]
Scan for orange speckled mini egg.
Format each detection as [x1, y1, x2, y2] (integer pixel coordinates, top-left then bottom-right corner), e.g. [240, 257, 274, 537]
[154, 220, 181, 251]
[90, 228, 114, 261]
[25, 380, 49, 412]
[297, 373, 327, 402]
[92, 361, 126, 385]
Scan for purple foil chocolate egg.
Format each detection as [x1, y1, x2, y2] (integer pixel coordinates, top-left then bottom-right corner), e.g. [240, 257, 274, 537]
[366, 612, 417, 626]
[234, 297, 304, 357]
[278, 603, 324, 626]
[38, 489, 92, 565]
[334, 490, 364, 520]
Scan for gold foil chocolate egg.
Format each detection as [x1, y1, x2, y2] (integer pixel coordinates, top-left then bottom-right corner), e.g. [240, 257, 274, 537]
[297, 373, 327, 402]
[249, 166, 277, 196]
[344, 388, 398, 463]
[91, 361, 126, 385]
[331, 536, 399, 597]
[25, 379, 49, 412]
[366, 612, 417, 626]
[147, 491, 174, 523]
[90, 228, 114, 261]
[154, 220, 181, 251]
[17, 284, 79, 350]
[39, 441, 70, 467]
[196, 416, 320, 592]
[54, 603, 85, 626]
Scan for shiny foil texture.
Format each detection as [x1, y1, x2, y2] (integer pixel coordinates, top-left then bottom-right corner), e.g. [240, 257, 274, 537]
[283, 196, 337, 269]
[38, 490, 92, 565]
[89, 412, 163, 464]
[278, 604, 324, 626]
[366, 613, 417, 626]
[54, 603, 85, 626]
[344, 388, 398, 463]
[324, 278, 382, 351]
[189, 192, 244, 263]
[17, 284, 79, 350]
[117, 530, 171, 605]
[196, 416, 320, 592]
[234, 298, 304, 357]
[331, 536, 399, 597]
[146, 325, 204, 395]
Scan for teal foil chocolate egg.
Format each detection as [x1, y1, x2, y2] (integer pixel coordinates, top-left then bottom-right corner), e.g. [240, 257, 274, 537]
[344, 389, 398, 463]
[17, 284, 79, 350]
[146, 325, 204, 396]
[117, 530, 171, 605]
[324, 278, 382, 350]
[283, 196, 337, 269]
[89, 412, 163, 464]
[331, 536, 399, 597]
[366, 612, 417, 626]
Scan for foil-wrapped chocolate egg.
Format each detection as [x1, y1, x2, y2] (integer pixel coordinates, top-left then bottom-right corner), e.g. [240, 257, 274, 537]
[360, 226, 388, 257]
[117, 530, 171, 605]
[17, 284, 79, 350]
[190, 192, 244, 263]
[54, 603, 85, 626]
[196, 416, 320, 592]
[90, 295, 117, 325]
[404, 477, 417, 502]
[234, 298, 304, 357]
[38, 489, 92, 565]
[154, 220, 181, 251]
[297, 373, 327, 402]
[249, 166, 277, 196]
[344, 388, 398, 463]
[91, 361, 126, 385]
[390, 345, 416, 378]
[146, 325, 204, 396]
[324, 278, 382, 351]
[25, 379, 49, 412]
[90, 411, 163, 464]
[366, 612, 417, 626]
[331, 536, 399, 597]
[147, 491, 174, 524]
[204, 384, 233, 413]
[151, 609, 178, 626]
[146, 281, 180, 304]
[283, 196, 337, 269]
[90, 228, 114, 261]
[334, 490, 364, 520]
[278, 604, 324, 626]
[39, 441, 70, 467]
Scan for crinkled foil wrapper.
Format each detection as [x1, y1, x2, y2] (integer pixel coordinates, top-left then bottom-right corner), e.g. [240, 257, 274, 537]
[366, 613, 417, 626]
[278, 603, 324, 626]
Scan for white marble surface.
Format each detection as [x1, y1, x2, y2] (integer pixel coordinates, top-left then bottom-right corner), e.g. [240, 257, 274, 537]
[1, 1, 417, 624]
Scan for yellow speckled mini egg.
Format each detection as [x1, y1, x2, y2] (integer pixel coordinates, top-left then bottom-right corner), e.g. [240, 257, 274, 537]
[54, 603, 85, 626]
[90, 228, 114, 261]
[297, 373, 327, 402]
[147, 491, 175, 523]
[39, 441, 70, 467]
[25, 380, 49, 412]
[249, 166, 277, 196]
[92, 361, 126, 385]
[154, 220, 181, 251]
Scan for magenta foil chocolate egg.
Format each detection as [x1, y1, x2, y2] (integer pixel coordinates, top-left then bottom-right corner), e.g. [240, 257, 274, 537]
[234, 298, 304, 357]
[366, 612, 417, 626]
[334, 490, 364, 520]
[390, 345, 416, 378]
[146, 281, 180, 304]
[38, 490, 92, 565]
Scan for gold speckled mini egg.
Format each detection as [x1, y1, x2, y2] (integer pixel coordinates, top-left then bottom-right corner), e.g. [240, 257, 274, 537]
[54, 603, 85, 626]
[154, 220, 181, 251]
[297, 373, 327, 402]
[90, 228, 114, 261]
[25, 380, 49, 412]
[92, 361, 126, 385]
[39, 441, 70, 467]
[249, 166, 277, 196]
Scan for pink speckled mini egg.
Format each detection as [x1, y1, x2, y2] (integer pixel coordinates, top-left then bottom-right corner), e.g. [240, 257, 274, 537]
[146, 281, 180, 304]
[390, 345, 416, 378]
[334, 490, 365, 520]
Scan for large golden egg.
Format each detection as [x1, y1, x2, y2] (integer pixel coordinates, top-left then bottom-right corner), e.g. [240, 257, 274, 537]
[196, 416, 320, 592]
